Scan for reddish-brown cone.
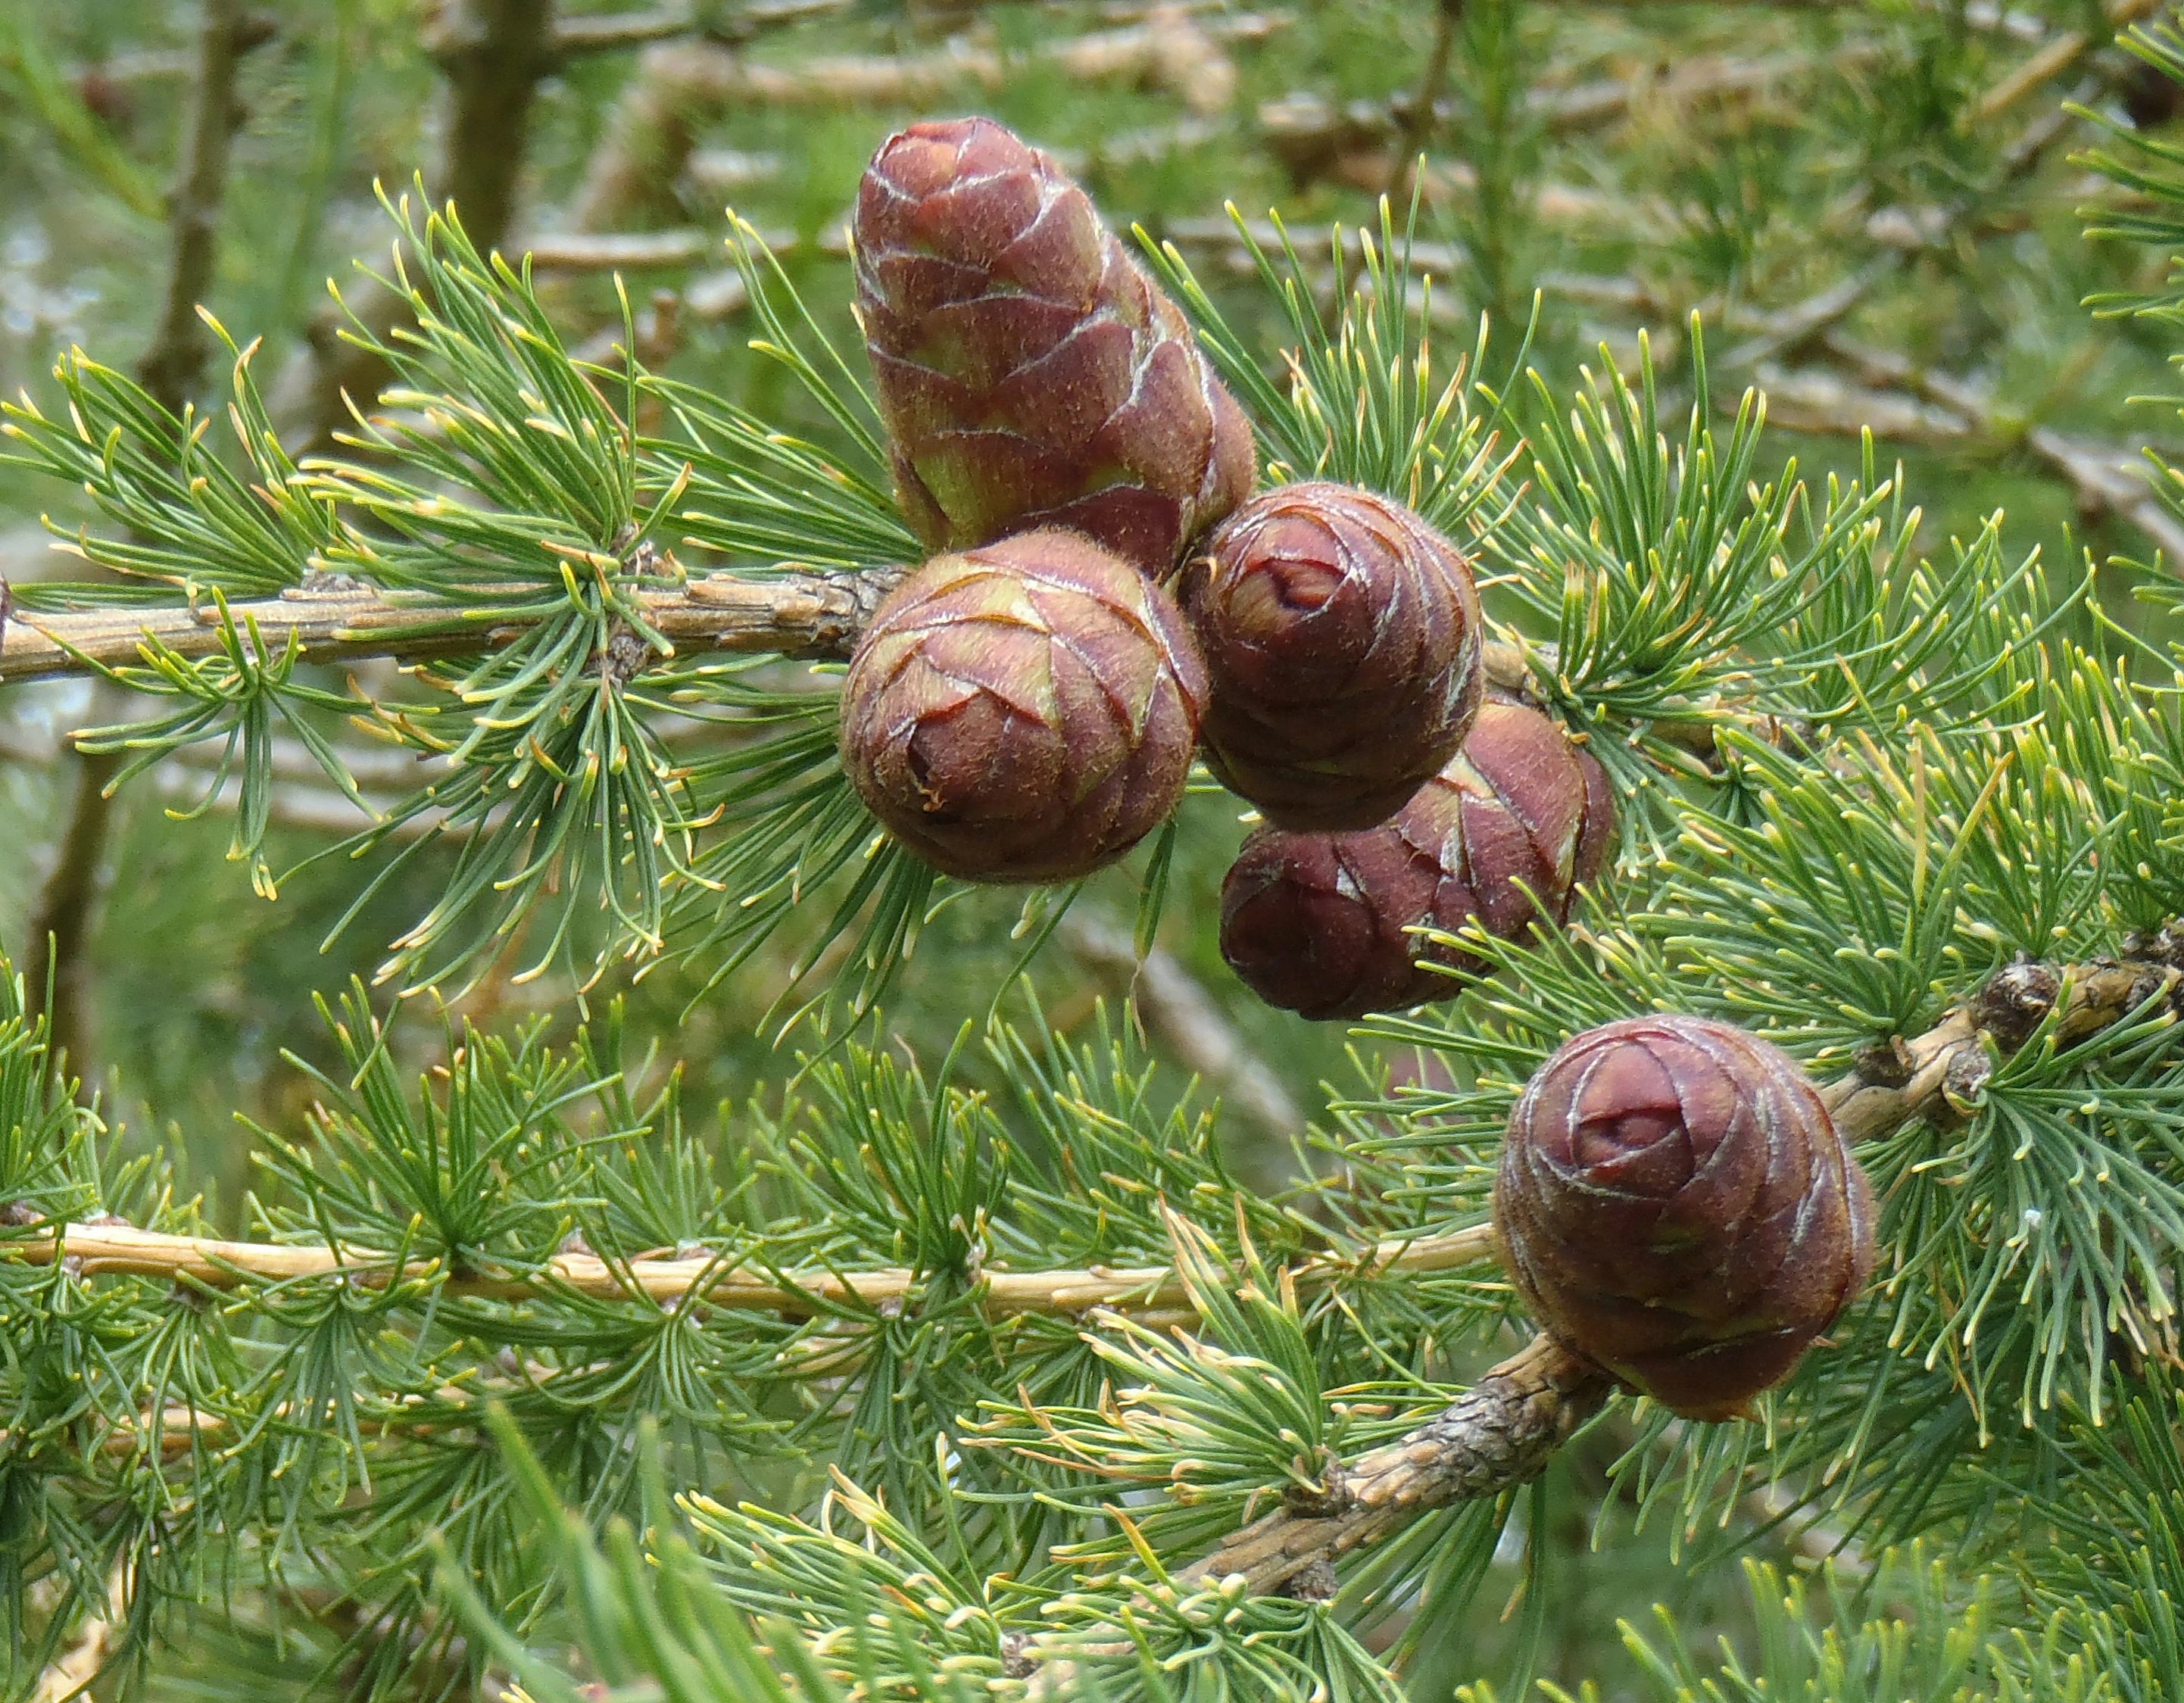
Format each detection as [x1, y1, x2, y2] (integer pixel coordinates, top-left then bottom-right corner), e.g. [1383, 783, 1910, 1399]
[1185, 482, 1484, 830]
[838, 529, 1206, 884]
[854, 117, 1255, 576]
[1493, 1015, 1876, 1421]
[1218, 700, 1615, 1018]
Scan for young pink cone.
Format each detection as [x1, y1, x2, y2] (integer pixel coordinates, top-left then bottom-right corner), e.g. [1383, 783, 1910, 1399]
[839, 529, 1206, 884]
[1219, 700, 1614, 1018]
[1493, 1015, 1877, 1422]
[855, 116, 1254, 577]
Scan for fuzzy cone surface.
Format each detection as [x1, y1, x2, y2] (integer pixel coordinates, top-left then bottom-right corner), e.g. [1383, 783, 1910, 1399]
[1218, 699, 1611, 1018]
[1186, 481, 1484, 829]
[1493, 1015, 1877, 1421]
[839, 529, 1206, 884]
[854, 116, 1255, 576]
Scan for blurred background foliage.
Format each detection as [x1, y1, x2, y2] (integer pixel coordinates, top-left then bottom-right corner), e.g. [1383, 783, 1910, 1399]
[4, 0, 2180, 1695]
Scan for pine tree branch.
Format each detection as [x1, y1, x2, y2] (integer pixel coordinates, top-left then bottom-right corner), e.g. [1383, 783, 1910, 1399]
[1140, 944, 2184, 1602]
[1175, 1333, 1611, 1598]
[0, 568, 903, 684]
[2, 1218, 1501, 1321]
[1974, 0, 2161, 120]
[569, 13, 1275, 230]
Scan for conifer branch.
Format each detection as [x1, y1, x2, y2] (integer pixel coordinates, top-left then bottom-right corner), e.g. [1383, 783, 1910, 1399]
[1143, 943, 2184, 1601]
[1176, 1333, 1611, 1598]
[0, 567, 902, 684]
[2, 1218, 1502, 1321]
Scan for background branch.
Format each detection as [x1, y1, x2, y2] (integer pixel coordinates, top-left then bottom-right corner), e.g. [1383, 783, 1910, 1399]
[22, 0, 260, 1087]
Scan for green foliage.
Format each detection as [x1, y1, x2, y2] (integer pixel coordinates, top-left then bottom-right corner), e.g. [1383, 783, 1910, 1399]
[1593, 1545, 2103, 1703]
[18, 2, 2184, 1699]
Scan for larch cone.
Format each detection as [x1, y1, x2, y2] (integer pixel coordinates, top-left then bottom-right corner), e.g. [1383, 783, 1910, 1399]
[854, 116, 1254, 576]
[1493, 1015, 1877, 1421]
[838, 529, 1206, 884]
[1184, 481, 1484, 831]
[1218, 700, 1616, 1018]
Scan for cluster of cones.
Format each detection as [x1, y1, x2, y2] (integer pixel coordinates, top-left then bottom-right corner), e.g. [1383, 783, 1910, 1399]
[834, 118, 1877, 1417]
[837, 117, 1614, 1020]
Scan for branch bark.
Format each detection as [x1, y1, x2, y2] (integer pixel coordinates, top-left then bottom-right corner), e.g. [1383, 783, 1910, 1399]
[3, 1218, 1501, 1327]
[1178, 1335, 1610, 1596]
[0, 568, 902, 684]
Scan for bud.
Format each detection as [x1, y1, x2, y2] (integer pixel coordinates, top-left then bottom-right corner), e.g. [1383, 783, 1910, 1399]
[839, 529, 1206, 884]
[1185, 482, 1483, 830]
[1493, 1015, 1876, 1421]
[1218, 701, 1613, 1018]
[854, 117, 1255, 576]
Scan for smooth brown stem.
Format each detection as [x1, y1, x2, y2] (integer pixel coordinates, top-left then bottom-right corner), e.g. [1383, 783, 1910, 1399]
[136, 0, 256, 418]
[1390, 0, 1463, 194]
[272, 0, 557, 451]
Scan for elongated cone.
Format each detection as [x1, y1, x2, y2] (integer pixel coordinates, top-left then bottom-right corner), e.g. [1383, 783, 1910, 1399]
[1219, 700, 1614, 1018]
[839, 529, 1206, 884]
[1493, 1015, 1876, 1421]
[1185, 482, 1484, 830]
[854, 117, 1255, 575]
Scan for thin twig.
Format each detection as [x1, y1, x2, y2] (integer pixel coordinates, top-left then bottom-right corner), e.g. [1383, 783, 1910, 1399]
[270, 0, 557, 451]
[3, 1219, 1502, 1325]
[1059, 911, 1308, 1146]
[0, 567, 903, 683]
[568, 11, 1275, 231]
[1974, 0, 2161, 120]
[1804, 331, 2184, 569]
[1390, 0, 1464, 194]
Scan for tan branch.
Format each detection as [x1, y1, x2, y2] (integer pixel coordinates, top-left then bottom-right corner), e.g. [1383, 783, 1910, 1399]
[524, 229, 717, 271]
[1975, 0, 2161, 120]
[0, 567, 901, 684]
[570, 11, 1278, 230]
[1059, 910, 1308, 1146]
[1150, 944, 2182, 1600]
[31, 1565, 125, 1703]
[1791, 332, 2184, 569]
[3, 1217, 1500, 1323]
